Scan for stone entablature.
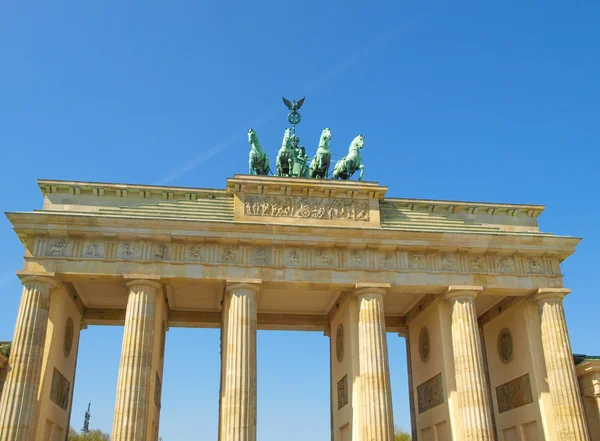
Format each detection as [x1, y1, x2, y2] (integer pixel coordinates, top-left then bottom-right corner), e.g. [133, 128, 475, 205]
[28, 234, 564, 280]
[35, 176, 548, 234]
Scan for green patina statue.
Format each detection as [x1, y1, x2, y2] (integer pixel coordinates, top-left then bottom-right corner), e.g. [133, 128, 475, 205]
[308, 128, 332, 179]
[248, 128, 270, 176]
[276, 128, 294, 177]
[333, 134, 365, 181]
[290, 135, 309, 178]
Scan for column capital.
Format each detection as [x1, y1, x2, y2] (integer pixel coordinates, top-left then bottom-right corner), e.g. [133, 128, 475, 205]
[444, 285, 483, 302]
[354, 282, 390, 298]
[226, 279, 262, 295]
[16, 271, 59, 289]
[124, 275, 162, 291]
[534, 287, 571, 303]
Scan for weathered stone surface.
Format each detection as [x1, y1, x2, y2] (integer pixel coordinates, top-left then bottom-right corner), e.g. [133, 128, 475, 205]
[495, 373, 533, 413]
[0, 276, 56, 441]
[112, 279, 161, 441]
[535, 289, 591, 441]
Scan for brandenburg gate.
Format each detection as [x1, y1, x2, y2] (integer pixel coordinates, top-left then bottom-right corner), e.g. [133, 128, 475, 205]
[0, 174, 591, 441]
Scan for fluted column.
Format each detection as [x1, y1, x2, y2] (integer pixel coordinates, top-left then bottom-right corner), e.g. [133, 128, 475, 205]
[356, 285, 394, 441]
[220, 282, 260, 441]
[399, 328, 417, 441]
[535, 288, 590, 441]
[0, 275, 57, 441]
[445, 286, 494, 441]
[112, 279, 161, 441]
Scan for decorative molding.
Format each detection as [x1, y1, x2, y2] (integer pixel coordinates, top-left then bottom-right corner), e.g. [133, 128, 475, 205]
[32, 236, 563, 281]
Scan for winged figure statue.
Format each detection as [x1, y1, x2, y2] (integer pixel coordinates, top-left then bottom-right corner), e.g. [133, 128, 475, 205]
[282, 97, 305, 112]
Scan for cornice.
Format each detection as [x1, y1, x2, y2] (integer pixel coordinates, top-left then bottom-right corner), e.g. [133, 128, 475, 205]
[5, 211, 580, 260]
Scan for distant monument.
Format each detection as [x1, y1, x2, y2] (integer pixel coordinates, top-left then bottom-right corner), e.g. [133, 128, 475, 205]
[82, 401, 91, 434]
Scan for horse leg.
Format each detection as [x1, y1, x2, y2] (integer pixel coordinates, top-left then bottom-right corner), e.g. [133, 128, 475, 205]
[358, 165, 364, 181]
[249, 158, 254, 175]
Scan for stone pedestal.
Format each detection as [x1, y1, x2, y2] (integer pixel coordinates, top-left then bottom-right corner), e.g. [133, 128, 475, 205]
[219, 282, 260, 441]
[0, 275, 57, 441]
[112, 279, 162, 441]
[445, 286, 494, 441]
[356, 286, 394, 441]
[535, 289, 590, 441]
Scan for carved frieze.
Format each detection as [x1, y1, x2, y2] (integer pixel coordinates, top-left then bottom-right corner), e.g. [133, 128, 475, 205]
[496, 373, 533, 413]
[497, 256, 515, 273]
[244, 194, 370, 222]
[417, 373, 444, 414]
[40, 236, 561, 283]
[253, 247, 270, 264]
[152, 243, 170, 260]
[440, 253, 456, 271]
[119, 241, 139, 259]
[50, 368, 70, 411]
[337, 374, 348, 410]
[47, 239, 69, 257]
[410, 253, 426, 270]
[285, 249, 301, 266]
[528, 258, 544, 274]
[82, 240, 104, 258]
[380, 252, 395, 270]
[187, 244, 205, 261]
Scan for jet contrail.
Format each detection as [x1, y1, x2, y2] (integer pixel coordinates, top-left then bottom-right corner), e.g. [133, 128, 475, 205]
[155, 5, 442, 185]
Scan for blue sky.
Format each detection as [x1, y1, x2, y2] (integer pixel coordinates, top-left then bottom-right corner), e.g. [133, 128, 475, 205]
[1, 1, 599, 439]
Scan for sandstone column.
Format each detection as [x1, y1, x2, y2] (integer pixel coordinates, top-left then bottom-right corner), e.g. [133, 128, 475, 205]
[535, 288, 590, 441]
[0, 275, 57, 441]
[399, 328, 417, 441]
[112, 279, 162, 441]
[220, 282, 260, 441]
[445, 286, 494, 441]
[356, 285, 394, 441]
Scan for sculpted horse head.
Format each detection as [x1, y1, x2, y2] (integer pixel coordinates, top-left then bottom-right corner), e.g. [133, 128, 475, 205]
[319, 127, 332, 149]
[248, 128, 260, 150]
[349, 134, 364, 152]
[333, 133, 365, 181]
[277, 128, 295, 176]
[248, 128, 269, 175]
[309, 128, 333, 179]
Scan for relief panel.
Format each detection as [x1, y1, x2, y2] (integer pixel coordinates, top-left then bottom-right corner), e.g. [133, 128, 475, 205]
[417, 373, 444, 414]
[243, 194, 370, 222]
[83, 240, 104, 258]
[337, 374, 348, 410]
[496, 373, 534, 413]
[50, 368, 70, 411]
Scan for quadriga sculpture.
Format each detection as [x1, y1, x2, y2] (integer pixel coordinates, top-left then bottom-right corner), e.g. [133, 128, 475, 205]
[308, 128, 332, 179]
[248, 128, 270, 176]
[276, 128, 294, 177]
[333, 134, 365, 181]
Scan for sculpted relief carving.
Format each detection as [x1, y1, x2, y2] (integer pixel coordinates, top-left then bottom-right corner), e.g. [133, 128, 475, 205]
[244, 194, 370, 222]
[337, 375, 348, 410]
[50, 368, 70, 411]
[496, 374, 533, 413]
[498, 328, 513, 363]
[417, 373, 444, 414]
[40, 236, 559, 282]
[47, 239, 68, 257]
